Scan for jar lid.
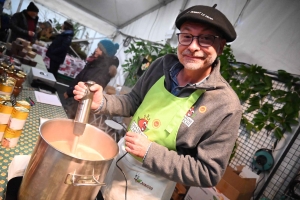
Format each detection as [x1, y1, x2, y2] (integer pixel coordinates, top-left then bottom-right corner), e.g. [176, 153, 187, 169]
[16, 73, 25, 78]
[5, 69, 13, 74]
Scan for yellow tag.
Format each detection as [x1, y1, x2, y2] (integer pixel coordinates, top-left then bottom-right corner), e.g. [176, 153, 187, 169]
[199, 106, 207, 113]
[0, 104, 13, 114]
[11, 107, 29, 120]
[0, 124, 7, 132]
[4, 128, 22, 138]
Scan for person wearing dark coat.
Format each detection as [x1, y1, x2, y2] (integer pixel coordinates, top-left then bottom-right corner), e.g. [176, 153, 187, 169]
[46, 20, 74, 78]
[0, 0, 6, 15]
[64, 39, 120, 119]
[9, 2, 39, 43]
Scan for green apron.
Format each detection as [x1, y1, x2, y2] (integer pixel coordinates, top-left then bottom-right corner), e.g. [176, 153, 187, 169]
[102, 76, 204, 200]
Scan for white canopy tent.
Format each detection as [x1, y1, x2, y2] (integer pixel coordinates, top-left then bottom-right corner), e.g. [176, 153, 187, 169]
[31, 0, 300, 87]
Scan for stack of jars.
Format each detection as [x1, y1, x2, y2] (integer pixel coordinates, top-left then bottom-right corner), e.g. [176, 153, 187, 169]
[0, 61, 26, 97]
[0, 96, 30, 148]
[0, 95, 13, 146]
[0, 60, 29, 148]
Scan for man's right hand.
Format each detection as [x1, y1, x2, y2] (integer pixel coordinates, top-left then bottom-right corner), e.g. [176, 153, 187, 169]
[28, 31, 35, 36]
[73, 82, 104, 110]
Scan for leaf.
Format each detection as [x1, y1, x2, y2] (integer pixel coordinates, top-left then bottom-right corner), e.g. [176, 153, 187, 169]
[249, 96, 260, 106]
[246, 105, 260, 113]
[254, 112, 265, 120]
[246, 122, 254, 131]
[283, 104, 294, 115]
[275, 97, 287, 103]
[285, 118, 299, 125]
[265, 123, 276, 131]
[264, 75, 273, 88]
[274, 128, 284, 140]
[282, 123, 292, 133]
[257, 123, 265, 130]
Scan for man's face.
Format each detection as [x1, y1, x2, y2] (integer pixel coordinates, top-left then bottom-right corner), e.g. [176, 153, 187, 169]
[177, 21, 226, 71]
[27, 11, 38, 19]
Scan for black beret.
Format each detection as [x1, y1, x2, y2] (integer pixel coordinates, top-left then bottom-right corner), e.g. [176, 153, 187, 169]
[175, 4, 236, 42]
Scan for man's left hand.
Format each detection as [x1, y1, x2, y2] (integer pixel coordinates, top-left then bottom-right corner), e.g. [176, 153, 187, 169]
[125, 131, 152, 158]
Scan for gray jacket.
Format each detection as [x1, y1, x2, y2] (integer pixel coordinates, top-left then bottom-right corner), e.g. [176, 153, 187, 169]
[100, 54, 242, 187]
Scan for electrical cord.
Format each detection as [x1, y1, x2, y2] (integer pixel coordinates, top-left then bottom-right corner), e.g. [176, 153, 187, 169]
[252, 166, 265, 199]
[116, 152, 128, 200]
[112, 121, 129, 200]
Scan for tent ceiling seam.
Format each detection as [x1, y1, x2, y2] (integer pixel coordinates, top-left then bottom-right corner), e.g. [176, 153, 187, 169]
[234, 0, 251, 27]
[118, 0, 174, 29]
[65, 0, 117, 28]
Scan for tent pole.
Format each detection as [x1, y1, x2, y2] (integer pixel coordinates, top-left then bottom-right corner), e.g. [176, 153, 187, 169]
[86, 31, 98, 56]
[118, 0, 175, 29]
[16, 0, 24, 13]
[165, 0, 188, 43]
[234, 0, 251, 27]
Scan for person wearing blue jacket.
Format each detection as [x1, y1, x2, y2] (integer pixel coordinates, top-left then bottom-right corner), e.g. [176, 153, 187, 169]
[46, 20, 74, 78]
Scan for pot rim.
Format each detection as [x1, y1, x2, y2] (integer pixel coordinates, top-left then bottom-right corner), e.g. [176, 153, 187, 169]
[38, 118, 119, 162]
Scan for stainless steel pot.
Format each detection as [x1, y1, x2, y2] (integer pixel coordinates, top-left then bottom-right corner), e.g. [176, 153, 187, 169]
[18, 118, 119, 200]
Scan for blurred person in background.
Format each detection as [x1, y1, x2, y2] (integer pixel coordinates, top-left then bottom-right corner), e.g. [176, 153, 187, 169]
[64, 39, 119, 119]
[9, 2, 39, 43]
[46, 20, 74, 78]
[0, 0, 6, 15]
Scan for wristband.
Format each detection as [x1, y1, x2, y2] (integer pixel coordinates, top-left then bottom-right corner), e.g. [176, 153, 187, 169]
[93, 98, 104, 113]
[143, 142, 153, 162]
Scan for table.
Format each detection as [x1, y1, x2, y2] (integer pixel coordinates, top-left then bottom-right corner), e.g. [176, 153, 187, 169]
[0, 88, 67, 199]
[20, 54, 48, 75]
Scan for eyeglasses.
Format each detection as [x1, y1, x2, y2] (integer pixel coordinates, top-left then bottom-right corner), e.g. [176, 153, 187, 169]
[177, 33, 219, 47]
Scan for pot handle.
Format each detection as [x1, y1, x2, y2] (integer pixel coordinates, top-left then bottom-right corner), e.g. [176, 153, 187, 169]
[65, 173, 106, 186]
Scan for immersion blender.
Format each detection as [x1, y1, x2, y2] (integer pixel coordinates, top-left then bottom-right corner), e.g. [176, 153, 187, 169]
[72, 81, 95, 153]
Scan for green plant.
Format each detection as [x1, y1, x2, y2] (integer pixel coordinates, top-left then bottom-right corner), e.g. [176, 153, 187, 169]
[219, 45, 300, 140]
[122, 40, 176, 87]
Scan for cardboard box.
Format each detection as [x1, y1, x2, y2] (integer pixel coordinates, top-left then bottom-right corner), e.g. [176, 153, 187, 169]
[184, 186, 229, 200]
[215, 166, 256, 200]
[171, 183, 188, 200]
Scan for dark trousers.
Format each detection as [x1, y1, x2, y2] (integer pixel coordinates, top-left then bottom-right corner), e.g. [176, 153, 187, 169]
[48, 60, 61, 78]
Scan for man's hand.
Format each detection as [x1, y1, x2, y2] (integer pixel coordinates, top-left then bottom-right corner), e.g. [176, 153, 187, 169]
[73, 82, 104, 110]
[28, 31, 35, 36]
[124, 131, 152, 158]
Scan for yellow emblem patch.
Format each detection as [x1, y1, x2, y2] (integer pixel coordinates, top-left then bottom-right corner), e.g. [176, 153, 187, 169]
[199, 106, 207, 113]
[152, 119, 161, 129]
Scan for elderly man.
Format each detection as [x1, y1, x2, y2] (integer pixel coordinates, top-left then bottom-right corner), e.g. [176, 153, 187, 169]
[9, 2, 39, 43]
[74, 4, 242, 200]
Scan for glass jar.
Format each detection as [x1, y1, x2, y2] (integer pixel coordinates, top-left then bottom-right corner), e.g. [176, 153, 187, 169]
[15, 73, 25, 87]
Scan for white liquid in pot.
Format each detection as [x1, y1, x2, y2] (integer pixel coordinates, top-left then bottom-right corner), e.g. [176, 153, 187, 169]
[50, 141, 104, 160]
